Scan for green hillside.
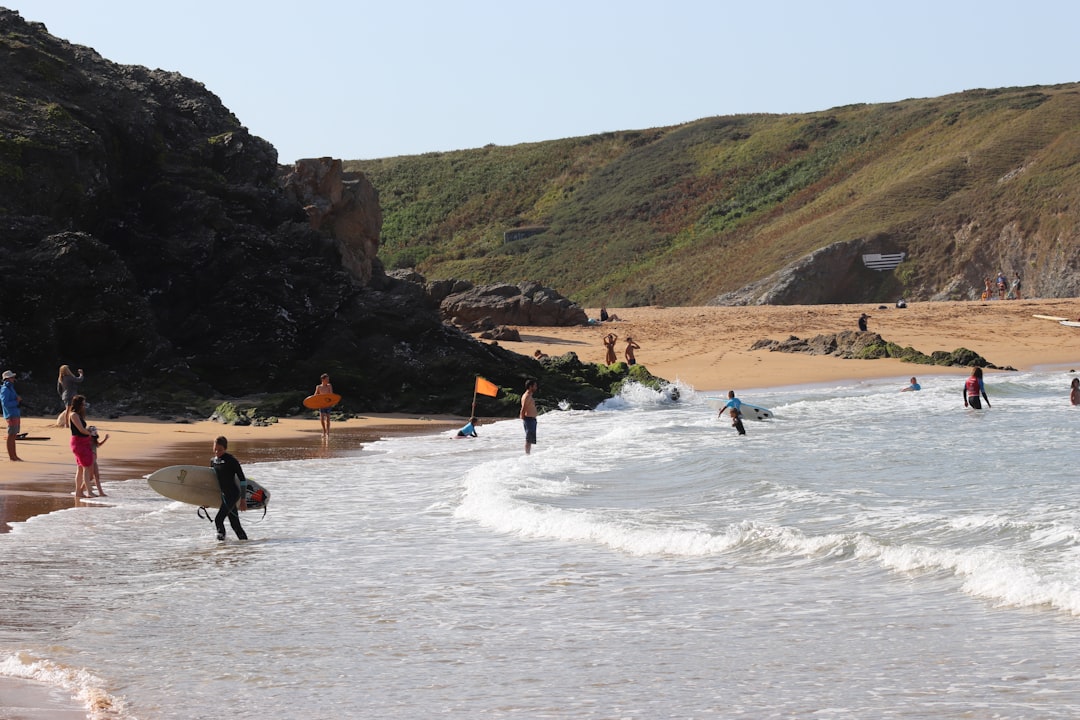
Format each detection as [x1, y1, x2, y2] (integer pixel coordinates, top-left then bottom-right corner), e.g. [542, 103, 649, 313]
[347, 83, 1080, 306]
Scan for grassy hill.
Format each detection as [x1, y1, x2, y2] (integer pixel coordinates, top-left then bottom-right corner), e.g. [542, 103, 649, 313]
[347, 83, 1080, 306]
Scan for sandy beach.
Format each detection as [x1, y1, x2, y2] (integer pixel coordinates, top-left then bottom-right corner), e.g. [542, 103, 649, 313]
[4, 298, 1080, 532]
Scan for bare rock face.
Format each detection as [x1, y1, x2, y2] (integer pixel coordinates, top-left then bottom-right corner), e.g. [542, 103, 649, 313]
[440, 281, 589, 327]
[279, 158, 382, 285]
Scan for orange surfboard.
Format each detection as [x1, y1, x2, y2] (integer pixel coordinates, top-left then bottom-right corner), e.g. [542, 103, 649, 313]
[303, 393, 341, 409]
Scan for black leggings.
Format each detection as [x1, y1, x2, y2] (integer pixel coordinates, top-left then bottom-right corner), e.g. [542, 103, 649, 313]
[215, 489, 247, 539]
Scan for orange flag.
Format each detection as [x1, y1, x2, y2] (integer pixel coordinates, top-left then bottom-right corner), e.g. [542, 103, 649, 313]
[474, 376, 500, 397]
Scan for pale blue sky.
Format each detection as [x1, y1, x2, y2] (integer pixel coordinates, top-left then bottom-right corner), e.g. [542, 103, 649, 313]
[8, 1, 1079, 163]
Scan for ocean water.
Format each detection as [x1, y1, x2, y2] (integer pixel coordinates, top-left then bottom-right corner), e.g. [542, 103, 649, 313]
[4, 369, 1080, 719]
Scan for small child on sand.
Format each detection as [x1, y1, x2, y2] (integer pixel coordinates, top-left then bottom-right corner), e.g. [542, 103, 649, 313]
[89, 426, 109, 496]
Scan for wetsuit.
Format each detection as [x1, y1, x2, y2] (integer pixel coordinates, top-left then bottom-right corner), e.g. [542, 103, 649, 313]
[212, 452, 248, 540]
[964, 375, 989, 410]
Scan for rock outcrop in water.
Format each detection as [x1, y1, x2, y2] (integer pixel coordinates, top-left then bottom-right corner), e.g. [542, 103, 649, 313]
[750, 331, 1012, 370]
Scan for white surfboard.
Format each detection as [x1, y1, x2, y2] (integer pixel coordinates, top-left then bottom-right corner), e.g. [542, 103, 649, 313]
[706, 397, 773, 420]
[147, 465, 270, 509]
[1060, 320, 1080, 328]
[1033, 314, 1069, 321]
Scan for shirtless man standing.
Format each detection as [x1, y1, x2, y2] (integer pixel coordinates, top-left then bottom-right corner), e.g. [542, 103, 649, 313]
[314, 373, 334, 435]
[520, 379, 538, 455]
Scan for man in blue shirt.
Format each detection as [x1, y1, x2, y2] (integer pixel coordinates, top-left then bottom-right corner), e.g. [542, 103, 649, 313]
[719, 390, 746, 436]
[1, 370, 22, 461]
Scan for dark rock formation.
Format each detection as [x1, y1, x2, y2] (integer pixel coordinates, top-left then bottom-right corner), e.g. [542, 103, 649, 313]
[0, 10, 648, 418]
[710, 237, 905, 306]
[439, 281, 589, 328]
[750, 331, 1012, 370]
[478, 326, 521, 342]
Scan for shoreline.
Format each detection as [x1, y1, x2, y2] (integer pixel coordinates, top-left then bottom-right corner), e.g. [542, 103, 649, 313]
[4, 298, 1079, 533]
[5, 298, 1080, 527]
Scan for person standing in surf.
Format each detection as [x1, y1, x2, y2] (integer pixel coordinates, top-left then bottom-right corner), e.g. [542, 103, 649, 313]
[963, 367, 991, 410]
[314, 373, 334, 436]
[211, 436, 248, 541]
[1070, 377, 1079, 406]
[719, 390, 746, 436]
[520, 379, 538, 455]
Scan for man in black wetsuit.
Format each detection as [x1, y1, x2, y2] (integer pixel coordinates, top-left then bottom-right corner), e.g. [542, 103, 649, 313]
[211, 436, 248, 541]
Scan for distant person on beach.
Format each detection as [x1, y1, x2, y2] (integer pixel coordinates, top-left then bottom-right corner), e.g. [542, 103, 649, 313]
[599, 306, 621, 322]
[996, 271, 1007, 300]
[211, 436, 248, 541]
[457, 417, 479, 437]
[963, 367, 991, 410]
[624, 337, 640, 365]
[314, 373, 334, 435]
[68, 395, 95, 497]
[603, 333, 618, 365]
[901, 377, 921, 392]
[719, 390, 746, 436]
[520, 379, 538, 455]
[534, 349, 549, 361]
[857, 313, 869, 332]
[1071, 378, 1079, 406]
[1010, 272, 1022, 300]
[88, 423, 109, 497]
[983, 277, 993, 300]
[55, 365, 84, 427]
[2, 370, 22, 462]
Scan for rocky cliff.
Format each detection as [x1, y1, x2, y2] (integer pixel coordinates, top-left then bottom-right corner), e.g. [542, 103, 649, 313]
[0, 9, 635, 418]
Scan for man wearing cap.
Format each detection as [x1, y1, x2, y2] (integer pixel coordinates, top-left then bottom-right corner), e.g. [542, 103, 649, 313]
[1, 370, 22, 461]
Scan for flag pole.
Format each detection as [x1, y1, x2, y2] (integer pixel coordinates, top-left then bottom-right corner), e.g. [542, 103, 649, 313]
[471, 387, 478, 418]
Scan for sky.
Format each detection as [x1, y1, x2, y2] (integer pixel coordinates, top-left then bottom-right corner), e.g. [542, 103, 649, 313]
[8, 1, 1080, 163]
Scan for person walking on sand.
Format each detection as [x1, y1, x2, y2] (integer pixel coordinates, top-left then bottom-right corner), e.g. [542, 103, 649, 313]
[603, 333, 618, 365]
[68, 395, 96, 497]
[963, 367, 991, 410]
[901, 377, 921, 392]
[314, 373, 334, 435]
[55, 365, 84, 427]
[1010, 272, 1022, 300]
[624, 337, 640, 365]
[858, 313, 869, 332]
[2, 370, 22, 462]
[1070, 377, 1080, 406]
[520, 379, 538, 455]
[211, 436, 248, 541]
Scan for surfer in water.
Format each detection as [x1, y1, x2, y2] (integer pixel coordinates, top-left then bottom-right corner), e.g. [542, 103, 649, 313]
[719, 390, 746, 435]
[1071, 377, 1079, 406]
[963, 367, 991, 410]
[520, 379, 538, 455]
[457, 417, 479, 437]
[211, 436, 248, 541]
[314, 373, 334, 435]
